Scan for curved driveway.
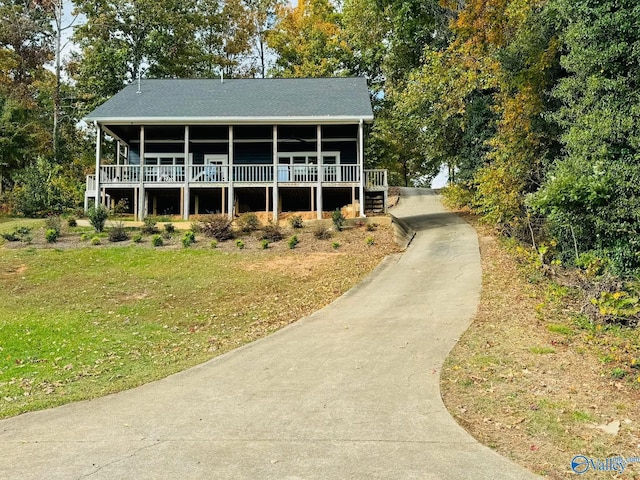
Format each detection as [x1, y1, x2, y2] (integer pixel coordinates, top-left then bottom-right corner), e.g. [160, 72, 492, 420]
[0, 188, 539, 479]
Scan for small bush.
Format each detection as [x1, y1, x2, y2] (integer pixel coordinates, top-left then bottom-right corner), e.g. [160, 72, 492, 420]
[182, 231, 196, 247]
[288, 235, 299, 249]
[45, 228, 59, 243]
[132, 234, 143, 243]
[108, 222, 129, 242]
[67, 217, 77, 227]
[80, 233, 90, 241]
[164, 223, 175, 234]
[313, 224, 331, 240]
[201, 215, 234, 241]
[237, 212, 260, 232]
[190, 221, 203, 233]
[88, 205, 109, 233]
[289, 215, 304, 229]
[366, 223, 378, 232]
[90, 236, 101, 245]
[261, 239, 269, 250]
[151, 234, 163, 247]
[1, 226, 33, 242]
[331, 241, 340, 250]
[210, 240, 218, 249]
[112, 198, 129, 216]
[331, 209, 345, 231]
[366, 236, 375, 246]
[45, 216, 62, 235]
[236, 239, 245, 249]
[141, 217, 159, 235]
[260, 222, 283, 242]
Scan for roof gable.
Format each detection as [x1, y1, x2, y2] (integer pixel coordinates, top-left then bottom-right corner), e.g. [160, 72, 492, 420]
[85, 77, 374, 123]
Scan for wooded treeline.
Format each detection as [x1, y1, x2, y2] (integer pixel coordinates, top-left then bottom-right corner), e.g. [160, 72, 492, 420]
[1, 0, 639, 275]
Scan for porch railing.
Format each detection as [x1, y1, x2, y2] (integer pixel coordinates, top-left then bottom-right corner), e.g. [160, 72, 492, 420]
[94, 165, 385, 187]
[365, 169, 388, 190]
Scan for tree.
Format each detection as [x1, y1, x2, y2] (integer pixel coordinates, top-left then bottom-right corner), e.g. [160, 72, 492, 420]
[267, 0, 352, 77]
[530, 0, 640, 273]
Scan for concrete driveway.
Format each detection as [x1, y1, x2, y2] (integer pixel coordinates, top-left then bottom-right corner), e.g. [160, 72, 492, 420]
[0, 188, 540, 479]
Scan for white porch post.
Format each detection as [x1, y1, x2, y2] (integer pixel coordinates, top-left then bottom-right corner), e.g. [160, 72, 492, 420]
[359, 119, 366, 218]
[138, 126, 146, 220]
[93, 122, 102, 208]
[227, 126, 234, 219]
[316, 124, 322, 220]
[183, 125, 190, 220]
[272, 125, 278, 222]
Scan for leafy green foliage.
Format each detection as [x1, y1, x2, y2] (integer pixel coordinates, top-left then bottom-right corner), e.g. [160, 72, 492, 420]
[45, 229, 58, 243]
[287, 235, 299, 249]
[151, 234, 163, 247]
[331, 209, 345, 231]
[182, 231, 196, 248]
[87, 205, 109, 233]
[141, 218, 159, 235]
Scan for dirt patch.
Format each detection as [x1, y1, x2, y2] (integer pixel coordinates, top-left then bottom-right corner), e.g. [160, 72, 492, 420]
[1, 264, 27, 276]
[441, 213, 640, 479]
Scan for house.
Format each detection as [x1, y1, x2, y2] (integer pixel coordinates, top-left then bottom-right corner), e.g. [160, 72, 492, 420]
[84, 77, 388, 221]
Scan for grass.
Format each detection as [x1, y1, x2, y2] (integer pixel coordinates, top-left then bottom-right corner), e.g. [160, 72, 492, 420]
[0, 219, 399, 418]
[440, 212, 640, 479]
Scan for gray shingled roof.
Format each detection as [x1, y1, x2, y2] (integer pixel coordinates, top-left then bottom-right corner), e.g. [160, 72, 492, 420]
[85, 77, 374, 123]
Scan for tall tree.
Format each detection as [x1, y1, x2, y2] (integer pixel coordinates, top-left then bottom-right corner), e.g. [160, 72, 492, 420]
[530, 0, 640, 273]
[0, 0, 54, 191]
[267, 0, 351, 77]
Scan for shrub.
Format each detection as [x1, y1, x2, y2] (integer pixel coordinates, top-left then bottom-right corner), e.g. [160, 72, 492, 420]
[80, 233, 90, 242]
[1, 226, 33, 243]
[288, 235, 299, 249]
[111, 198, 129, 216]
[237, 212, 260, 232]
[366, 236, 375, 246]
[313, 224, 331, 240]
[260, 222, 283, 242]
[132, 234, 143, 243]
[45, 216, 62, 235]
[236, 239, 245, 249]
[164, 223, 175, 234]
[108, 222, 129, 242]
[261, 239, 269, 250]
[366, 223, 378, 232]
[45, 229, 59, 243]
[331, 241, 340, 250]
[182, 231, 196, 247]
[289, 215, 304, 229]
[210, 240, 218, 249]
[331, 209, 345, 231]
[67, 217, 77, 227]
[201, 214, 234, 241]
[151, 234, 163, 247]
[88, 205, 109, 233]
[190, 221, 203, 233]
[141, 217, 159, 235]
[90, 236, 101, 245]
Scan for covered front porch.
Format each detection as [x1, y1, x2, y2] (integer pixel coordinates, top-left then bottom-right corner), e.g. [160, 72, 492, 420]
[87, 123, 388, 220]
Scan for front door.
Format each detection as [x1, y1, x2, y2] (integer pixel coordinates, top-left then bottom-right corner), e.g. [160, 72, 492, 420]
[204, 154, 228, 182]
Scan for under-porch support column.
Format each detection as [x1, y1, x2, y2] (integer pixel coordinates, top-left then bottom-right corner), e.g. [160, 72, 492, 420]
[227, 126, 234, 219]
[359, 119, 366, 218]
[183, 126, 190, 220]
[272, 125, 279, 222]
[316, 124, 322, 220]
[94, 122, 102, 209]
[138, 126, 146, 219]
[221, 187, 225, 215]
